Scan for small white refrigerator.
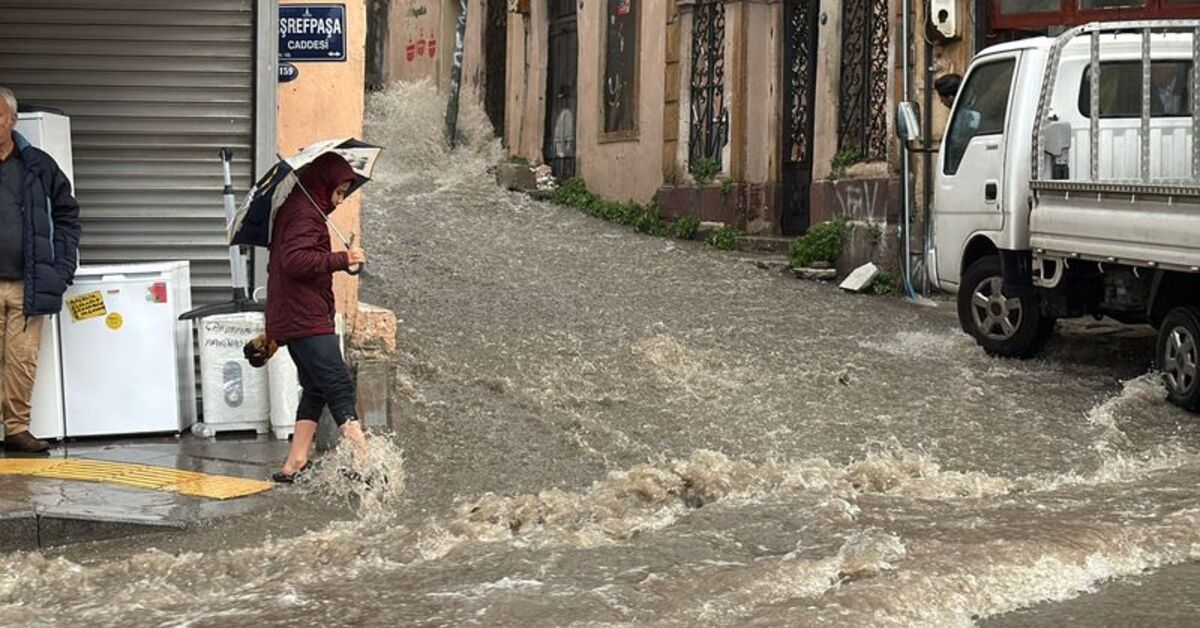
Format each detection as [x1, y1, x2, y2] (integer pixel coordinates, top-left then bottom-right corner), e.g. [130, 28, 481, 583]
[15, 111, 75, 441]
[59, 262, 196, 437]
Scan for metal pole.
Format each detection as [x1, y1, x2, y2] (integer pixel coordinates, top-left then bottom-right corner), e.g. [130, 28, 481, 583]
[445, 0, 469, 148]
[922, 1, 933, 296]
[221, 148, 249, 299]
[901, 0, 915, 297]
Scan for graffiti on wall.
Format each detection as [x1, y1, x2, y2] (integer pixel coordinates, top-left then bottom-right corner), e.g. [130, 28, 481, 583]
[404, 3, 437, 64]
[406, 35, 438, 61]
[832, 179, 887, 223]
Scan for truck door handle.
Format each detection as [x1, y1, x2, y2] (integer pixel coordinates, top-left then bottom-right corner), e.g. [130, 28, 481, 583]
[985, 182, 998, 202]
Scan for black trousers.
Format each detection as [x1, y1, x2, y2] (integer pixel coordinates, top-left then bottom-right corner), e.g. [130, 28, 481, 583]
[287, 334, 357, 426]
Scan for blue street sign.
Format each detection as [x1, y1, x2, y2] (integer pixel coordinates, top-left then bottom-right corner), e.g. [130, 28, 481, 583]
[279, 4, 346, 62]
[278, 62, 300, 82]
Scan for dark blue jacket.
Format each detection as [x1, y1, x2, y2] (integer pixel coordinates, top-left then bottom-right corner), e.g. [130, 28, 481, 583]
[11, 132, 80, 316]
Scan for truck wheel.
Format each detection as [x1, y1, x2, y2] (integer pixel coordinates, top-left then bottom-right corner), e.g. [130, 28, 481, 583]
[958, 255, 1055, 359]
[1157, 306, 1200, 411]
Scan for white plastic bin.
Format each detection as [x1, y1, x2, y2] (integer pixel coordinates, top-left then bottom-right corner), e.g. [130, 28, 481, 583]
[198, 312, 269, 435]
[268, 355, 301, 440]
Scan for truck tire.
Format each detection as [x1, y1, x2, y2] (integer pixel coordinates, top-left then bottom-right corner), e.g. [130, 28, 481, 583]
[958, 255, 1055, 359]
[1157, 306, 1200, 411]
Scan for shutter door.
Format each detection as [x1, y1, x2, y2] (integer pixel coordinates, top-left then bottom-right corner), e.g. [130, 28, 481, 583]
[0, 0, 256, 306]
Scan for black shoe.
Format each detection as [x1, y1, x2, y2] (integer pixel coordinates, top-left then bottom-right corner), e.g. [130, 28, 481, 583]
[272, 461, 312, 484]
[4, 432, 50, 453]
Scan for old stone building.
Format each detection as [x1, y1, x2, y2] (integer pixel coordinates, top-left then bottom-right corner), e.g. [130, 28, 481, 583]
[502, 0, 900, 237]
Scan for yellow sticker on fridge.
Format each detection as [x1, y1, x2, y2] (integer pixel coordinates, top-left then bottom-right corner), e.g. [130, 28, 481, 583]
[106, 312, 124, 331]
[67, 291, 107, 322]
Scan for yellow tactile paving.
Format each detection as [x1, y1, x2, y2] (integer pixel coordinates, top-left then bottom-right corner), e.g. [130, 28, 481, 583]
[0, 458, 273, 500]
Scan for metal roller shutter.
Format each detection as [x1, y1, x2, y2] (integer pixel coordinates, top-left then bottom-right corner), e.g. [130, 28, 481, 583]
[0, 0, 258, 306]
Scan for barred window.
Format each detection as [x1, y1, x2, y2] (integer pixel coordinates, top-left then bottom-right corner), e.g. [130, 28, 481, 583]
[838, 0, 890, 161]
[602, 0, 639, 137]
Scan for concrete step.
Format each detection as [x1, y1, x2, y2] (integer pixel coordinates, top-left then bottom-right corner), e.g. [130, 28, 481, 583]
[735, 255, 791, 274]
[735, 236, 794, 255]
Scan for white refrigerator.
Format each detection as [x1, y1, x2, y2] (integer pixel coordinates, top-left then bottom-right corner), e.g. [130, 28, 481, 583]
[59, 262, 197, 437]
[14, 112, 74, 441]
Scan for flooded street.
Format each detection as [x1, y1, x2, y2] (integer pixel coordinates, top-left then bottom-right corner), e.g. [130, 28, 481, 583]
[4, 83, 1200, 626]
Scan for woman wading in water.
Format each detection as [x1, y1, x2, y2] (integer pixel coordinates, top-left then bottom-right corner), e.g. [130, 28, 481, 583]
[265, 153, 369, 482]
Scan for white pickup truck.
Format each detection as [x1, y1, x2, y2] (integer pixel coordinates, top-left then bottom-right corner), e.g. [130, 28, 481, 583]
[899, 20, 1200, 410]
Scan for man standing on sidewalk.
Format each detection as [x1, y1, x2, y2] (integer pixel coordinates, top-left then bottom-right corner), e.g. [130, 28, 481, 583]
[0, 87, 81, 453]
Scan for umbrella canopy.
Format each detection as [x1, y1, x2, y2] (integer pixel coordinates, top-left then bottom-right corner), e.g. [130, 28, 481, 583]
[229, 138, 382, 247]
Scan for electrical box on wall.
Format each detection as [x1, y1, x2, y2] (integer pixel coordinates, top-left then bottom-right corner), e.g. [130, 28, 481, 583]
[930, 0, 959, 40]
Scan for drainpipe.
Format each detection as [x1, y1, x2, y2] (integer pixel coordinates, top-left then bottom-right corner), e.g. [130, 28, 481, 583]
[901, 0, 916, 298]
[922, 3, 934, 295]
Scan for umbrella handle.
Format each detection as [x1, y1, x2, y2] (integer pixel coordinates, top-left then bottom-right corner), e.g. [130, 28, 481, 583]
[344, 232, 363, 275]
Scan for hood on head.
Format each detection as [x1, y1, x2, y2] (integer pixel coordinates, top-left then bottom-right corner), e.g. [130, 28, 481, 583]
[297, 152, 356, 215]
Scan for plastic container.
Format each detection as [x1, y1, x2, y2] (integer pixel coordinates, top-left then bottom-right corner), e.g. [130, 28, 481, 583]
[268, 354, 301, 440]
[197, 312, 269, 434]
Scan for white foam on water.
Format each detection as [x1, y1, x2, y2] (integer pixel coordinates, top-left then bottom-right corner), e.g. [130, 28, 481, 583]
[859, 329, 975, 359]
[1085, 373, 1167, 452]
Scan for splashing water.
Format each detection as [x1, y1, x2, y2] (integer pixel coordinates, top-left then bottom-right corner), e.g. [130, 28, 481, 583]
[301, 434, 409, 521]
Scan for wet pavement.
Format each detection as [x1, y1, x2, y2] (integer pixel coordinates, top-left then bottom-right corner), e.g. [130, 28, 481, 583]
[2, 83, 1200, 626]
[0, 435, 290, 551]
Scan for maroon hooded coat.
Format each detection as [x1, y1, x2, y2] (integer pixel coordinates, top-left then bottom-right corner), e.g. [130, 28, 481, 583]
[266, 153, 356, 343]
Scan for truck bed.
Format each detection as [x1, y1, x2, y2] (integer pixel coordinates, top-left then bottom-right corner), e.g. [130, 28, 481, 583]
[1029, 180, 1200, 272]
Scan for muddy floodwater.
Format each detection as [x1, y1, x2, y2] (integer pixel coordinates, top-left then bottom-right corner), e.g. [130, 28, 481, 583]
[3, 83, 1200, 627]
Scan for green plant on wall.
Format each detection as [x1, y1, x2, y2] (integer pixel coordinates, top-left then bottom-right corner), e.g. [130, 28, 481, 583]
[551, 178, 596, 208]
[865, 222, 883, 241]
[691, 158, 721, 185]
[673, 216, 701, 240]
[829, 147, 865, 181]
[633, 202, 668, 236]
[789, 219, 849, 268]
[708, 226, 743, 251]
[719, 177, 734, 200]
[549, 178, 668, 236]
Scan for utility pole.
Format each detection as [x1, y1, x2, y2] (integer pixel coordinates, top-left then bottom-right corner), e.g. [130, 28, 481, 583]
[445, 0, 468, 148]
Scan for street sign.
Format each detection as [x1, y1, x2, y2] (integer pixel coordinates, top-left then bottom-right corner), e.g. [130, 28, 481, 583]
[279, 4, 347, 62]
[279, 63, 300, 83]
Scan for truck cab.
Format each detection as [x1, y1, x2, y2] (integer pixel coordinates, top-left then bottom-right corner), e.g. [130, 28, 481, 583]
[909, 21, 1200, 411]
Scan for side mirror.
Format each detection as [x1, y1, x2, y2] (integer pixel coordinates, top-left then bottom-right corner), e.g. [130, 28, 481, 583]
[896, 102, 922, 142]
[1043, 119, 1072, 158]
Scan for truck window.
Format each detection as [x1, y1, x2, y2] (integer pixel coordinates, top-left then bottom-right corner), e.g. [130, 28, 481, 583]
[1079, 61, 1193, 118]
[944, 59, 1015, 176]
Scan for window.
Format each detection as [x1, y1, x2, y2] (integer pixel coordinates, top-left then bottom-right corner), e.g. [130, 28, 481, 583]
[1079, 61, 1193, 117]
[838, 0, 890, 160]
[999, 0, 1059, 13]
[601, 0, 639, 137]
[944, 59, 1016, 175]
[1080, 0, 1145, 8]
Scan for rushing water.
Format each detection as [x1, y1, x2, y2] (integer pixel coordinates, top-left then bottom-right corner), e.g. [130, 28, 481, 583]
[2, 82, 1200, 626]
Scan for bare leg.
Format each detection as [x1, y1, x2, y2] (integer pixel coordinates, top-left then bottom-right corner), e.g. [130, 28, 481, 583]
[340, 420, 368, 457]
[282, 420, 318, 475]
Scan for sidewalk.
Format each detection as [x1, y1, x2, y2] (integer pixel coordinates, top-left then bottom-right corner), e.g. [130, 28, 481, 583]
[0, 434, 292, 552]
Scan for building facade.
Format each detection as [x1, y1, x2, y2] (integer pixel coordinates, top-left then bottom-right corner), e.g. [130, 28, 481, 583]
[368, 0, 1200, 239]
[503, 0, 901, 236]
